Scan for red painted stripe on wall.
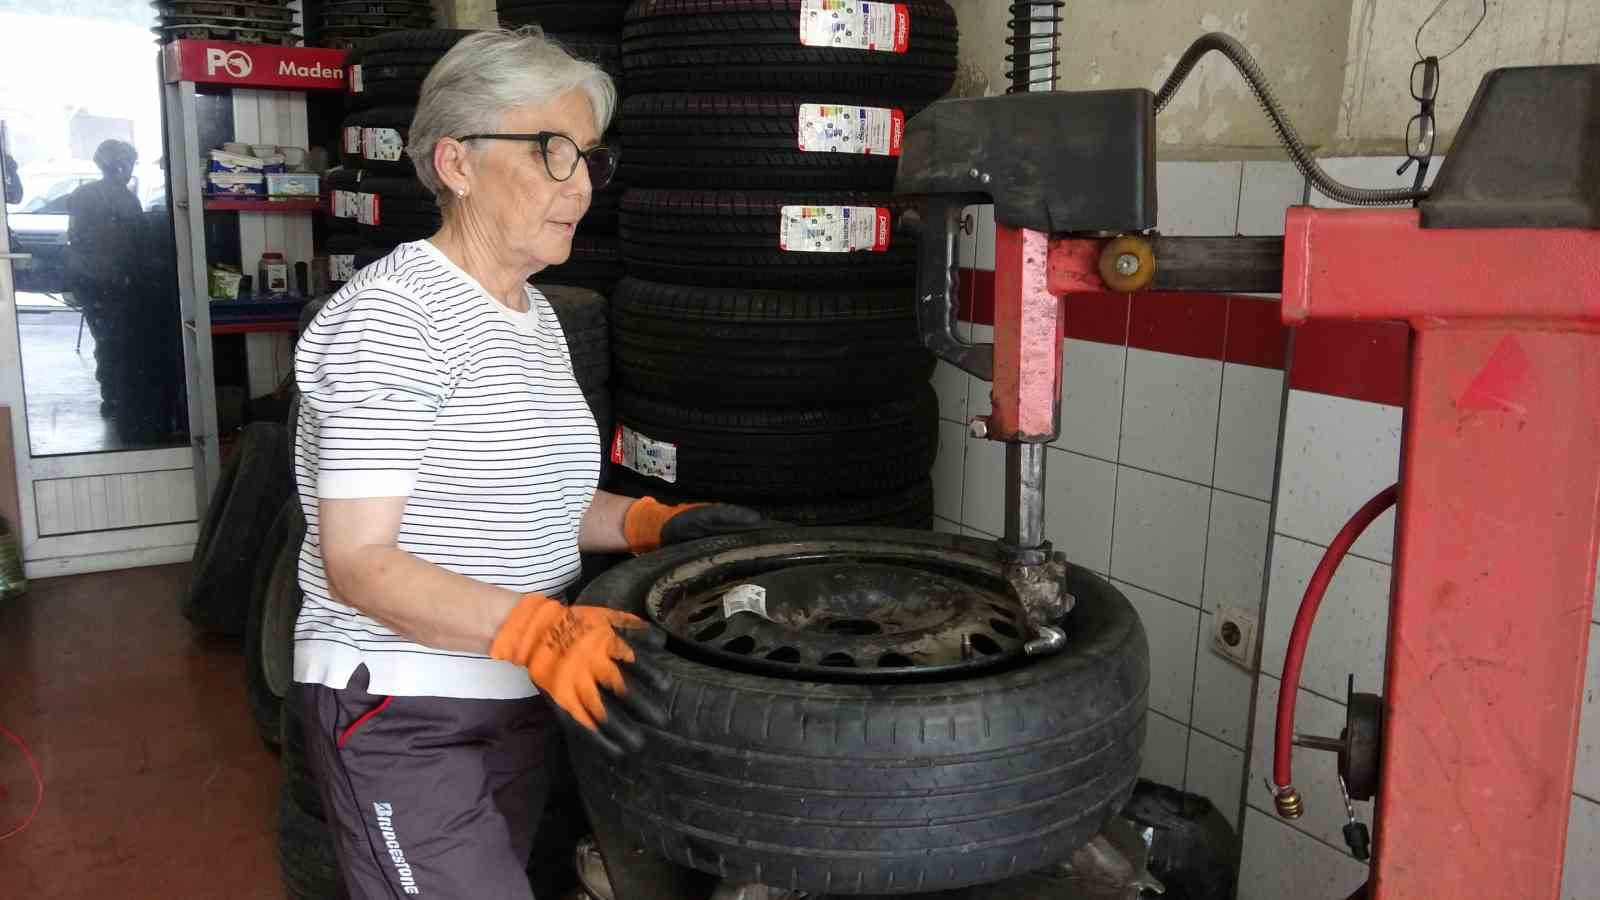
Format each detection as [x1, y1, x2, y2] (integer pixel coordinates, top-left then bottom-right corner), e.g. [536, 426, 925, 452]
[1226, 296, 1290, 370]
[952, 267, 1406, 406]
[1130, 292, 1229, 360]
[1288, 320, 1411, 408]
[1064, 292, 1129, 345]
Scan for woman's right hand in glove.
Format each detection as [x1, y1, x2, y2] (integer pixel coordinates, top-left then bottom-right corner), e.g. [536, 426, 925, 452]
[490, 593, 671, 757]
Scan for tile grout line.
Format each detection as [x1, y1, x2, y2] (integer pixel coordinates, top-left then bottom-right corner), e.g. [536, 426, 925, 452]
[1258, 669, 1362, 712]
[1275, 527, 1394, 569]
[1110, 577, 1206, 614]
[1105, 296, 1132, 584]
[1181, 288, 1236, 792]
[1190, 721, 1247, 755]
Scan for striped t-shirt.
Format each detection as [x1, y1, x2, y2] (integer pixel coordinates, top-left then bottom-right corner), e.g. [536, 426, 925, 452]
[291, 240, 600, 700]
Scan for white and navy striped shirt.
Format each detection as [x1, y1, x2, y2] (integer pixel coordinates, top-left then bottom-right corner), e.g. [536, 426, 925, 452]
[291, 241, 599, 699]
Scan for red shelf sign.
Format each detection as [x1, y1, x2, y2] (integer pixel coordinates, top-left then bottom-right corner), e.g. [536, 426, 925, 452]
[163, 40, 347, 91]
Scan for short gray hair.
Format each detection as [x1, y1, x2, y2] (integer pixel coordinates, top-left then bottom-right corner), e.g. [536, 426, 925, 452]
[407, 27, 616, 204]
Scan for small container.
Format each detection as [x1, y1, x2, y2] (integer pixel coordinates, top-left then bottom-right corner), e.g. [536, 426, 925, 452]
[258, 252, 289, 296]
[266, 172, 319, 198]
[208, 264, 243, 301]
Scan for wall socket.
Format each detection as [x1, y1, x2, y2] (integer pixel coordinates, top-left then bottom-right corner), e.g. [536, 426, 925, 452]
[1211, 605, 1258, 670]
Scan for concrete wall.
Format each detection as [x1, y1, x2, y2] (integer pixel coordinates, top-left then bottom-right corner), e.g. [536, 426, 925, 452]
[952, 0, 1599, 158]
[432, 0, 495, 29]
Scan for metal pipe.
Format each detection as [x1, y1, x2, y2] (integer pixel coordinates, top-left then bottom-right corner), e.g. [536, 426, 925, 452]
[1004, 442, 1046, 549]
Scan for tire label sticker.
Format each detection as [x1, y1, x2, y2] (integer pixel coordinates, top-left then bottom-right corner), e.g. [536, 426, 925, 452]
[799, 1, 910, 53]
[797, 104, 905, 156]
[350, 64, 364, 93]
[779, 205, 891, 253]
[329, 254, 357, 282]
[332, 189, 356, 219]
[363, 127, 405, 162]
[342, 126, 362, 156]
[355, 192, 380, 227]
[722, 584, 770, 620]
[610, 425, 678, 484]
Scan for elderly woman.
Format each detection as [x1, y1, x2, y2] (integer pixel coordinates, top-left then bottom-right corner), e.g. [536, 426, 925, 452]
[292, 29, 763, 897]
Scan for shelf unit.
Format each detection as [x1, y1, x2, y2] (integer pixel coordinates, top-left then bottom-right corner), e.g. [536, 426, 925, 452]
[163, 40, 347, 513]
[202, 197, 325, 213]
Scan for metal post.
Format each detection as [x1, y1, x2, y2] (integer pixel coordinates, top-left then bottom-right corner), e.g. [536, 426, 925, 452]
[1004, 441, 1047, 549]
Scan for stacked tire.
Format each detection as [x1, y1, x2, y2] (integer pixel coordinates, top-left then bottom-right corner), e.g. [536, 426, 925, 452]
[155, 1, 300, 45]
[609, 0, 959, 528]
[325, 28, 476, 278]
[311, 0, 437, 49]
[497, 2, 628, 296]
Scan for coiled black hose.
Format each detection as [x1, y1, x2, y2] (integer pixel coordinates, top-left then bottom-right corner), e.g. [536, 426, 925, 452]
[1156, 32, 1427, 206]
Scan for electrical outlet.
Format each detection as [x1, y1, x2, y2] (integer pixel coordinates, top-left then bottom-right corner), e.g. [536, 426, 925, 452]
[1212, 605, 1258, 669]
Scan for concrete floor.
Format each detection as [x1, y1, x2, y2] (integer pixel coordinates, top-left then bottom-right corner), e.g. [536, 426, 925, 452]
[0, 563, 283, 897]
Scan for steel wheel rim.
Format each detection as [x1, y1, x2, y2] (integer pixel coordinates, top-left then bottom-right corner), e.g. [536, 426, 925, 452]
[646, 537, 1029, 682]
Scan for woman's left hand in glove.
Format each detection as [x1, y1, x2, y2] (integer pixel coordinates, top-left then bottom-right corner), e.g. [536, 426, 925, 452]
[623, 497, 779, 554]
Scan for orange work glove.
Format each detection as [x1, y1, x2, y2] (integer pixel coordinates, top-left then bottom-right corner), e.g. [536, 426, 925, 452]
[490, 593, 669, 756]
[624, 497, 772, 554]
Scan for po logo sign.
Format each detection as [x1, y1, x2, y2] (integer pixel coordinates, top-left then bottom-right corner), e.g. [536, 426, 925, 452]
[205, 48, 253, 79]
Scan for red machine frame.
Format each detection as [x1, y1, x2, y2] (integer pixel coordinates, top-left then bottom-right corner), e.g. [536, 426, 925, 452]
[989, 210, 1600, 899]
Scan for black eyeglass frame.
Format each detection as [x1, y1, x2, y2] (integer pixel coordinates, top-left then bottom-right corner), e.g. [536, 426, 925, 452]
[1397, 56, 1439, 192]
[455, 132, 618, 188]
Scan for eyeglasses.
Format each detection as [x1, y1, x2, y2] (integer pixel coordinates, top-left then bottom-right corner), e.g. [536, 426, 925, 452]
[1396, 57, 1438, 191]
[455, 132, 618, 189]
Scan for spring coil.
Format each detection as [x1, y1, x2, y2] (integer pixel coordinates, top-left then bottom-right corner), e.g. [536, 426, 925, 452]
[1005, 1, 1064, 94]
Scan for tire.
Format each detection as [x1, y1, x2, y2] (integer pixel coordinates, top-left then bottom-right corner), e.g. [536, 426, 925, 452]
[584, 180, 622, 236]
[537, 235, 623, 296]
[622, 0, 958, 98]
[339, 106, 414, 174]
[281, 684, 326, 821]
[611, 386, 937, 502]
[620, 189, 915, 288]
[497, 0, 631, 31]
[609, 472, 935, 529]
[548, 32, 623, 86]
[619, 93, 922, 190]
[348, 174, 440, 245]
[524, 729, 592, 899]
[572, 527, 1149, 895]
[245, 499, 306, 750]
[185, 423, 293, 634]
[611, 277, 932, 408]
[345, 30, 476, 111]
[353, 27, 478, 55]
[587, 387, 612, 484]
[278, 787, 350, 900]
[540, 284, 610, 392]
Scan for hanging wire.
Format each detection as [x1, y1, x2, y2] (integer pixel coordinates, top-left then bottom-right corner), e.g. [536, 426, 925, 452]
[1005, 1, 1065, 93]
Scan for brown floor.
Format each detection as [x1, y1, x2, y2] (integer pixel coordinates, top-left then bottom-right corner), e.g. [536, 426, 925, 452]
[0, 563, 284, 898]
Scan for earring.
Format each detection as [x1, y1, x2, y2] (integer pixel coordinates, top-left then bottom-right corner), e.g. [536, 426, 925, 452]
[457, 189, 467, 199]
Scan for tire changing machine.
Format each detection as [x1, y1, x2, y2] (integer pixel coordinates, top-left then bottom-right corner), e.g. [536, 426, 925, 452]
[587, 43, 1600, 900]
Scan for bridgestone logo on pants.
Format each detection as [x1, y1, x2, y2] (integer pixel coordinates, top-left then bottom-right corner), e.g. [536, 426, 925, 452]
[372, 802, 421, 895]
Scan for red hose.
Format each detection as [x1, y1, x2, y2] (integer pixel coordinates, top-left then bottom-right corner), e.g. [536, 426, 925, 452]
[1273, 483, 1399, 802]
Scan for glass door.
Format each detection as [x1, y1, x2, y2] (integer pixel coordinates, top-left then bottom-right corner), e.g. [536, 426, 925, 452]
[0, 1, 197, 576]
